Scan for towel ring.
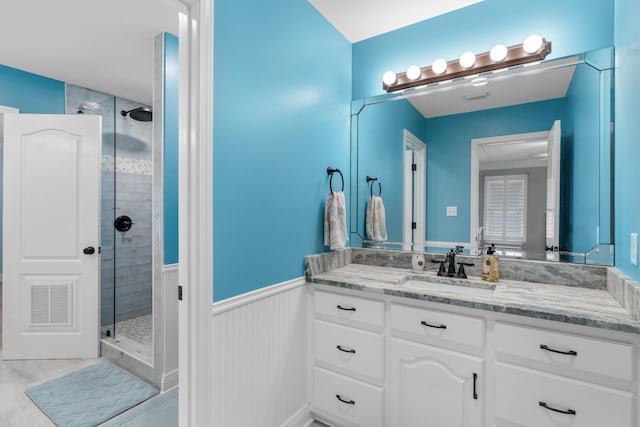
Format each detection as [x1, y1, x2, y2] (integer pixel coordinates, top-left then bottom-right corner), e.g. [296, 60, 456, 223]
[366, 176, 381, 197]
[327, 167, 344, 194]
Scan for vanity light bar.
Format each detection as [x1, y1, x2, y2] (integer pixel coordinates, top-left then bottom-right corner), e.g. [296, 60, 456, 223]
[382, 38, 551, 92]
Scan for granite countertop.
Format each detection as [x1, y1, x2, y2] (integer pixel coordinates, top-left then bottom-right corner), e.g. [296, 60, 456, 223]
[309, 263, 640, 334]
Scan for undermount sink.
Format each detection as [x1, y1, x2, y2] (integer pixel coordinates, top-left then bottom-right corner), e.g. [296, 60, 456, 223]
[399, 277, 496, 297]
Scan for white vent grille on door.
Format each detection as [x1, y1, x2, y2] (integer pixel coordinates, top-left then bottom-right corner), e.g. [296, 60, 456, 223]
[30, 284, 71, 325]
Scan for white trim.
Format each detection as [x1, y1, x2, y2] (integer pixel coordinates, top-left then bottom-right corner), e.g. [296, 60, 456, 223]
[178, 0, 214, 425]
[470, 130, 549, 255]
[211, 277, 306, 315]
[403, 129, 427, 251]
[423, 240, 472, 249]
[0, 106, 19, 114]
[163, 263, 179, 272]
[280, 403, 313, 427]
[162, 368, 180, 391]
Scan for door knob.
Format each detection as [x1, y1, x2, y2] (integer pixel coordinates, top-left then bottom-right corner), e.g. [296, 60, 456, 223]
[83, 246, 96, 255]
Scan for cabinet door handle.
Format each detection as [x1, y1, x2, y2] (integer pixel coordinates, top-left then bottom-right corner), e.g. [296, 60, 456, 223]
[473, 373, 478, 400]
[336, 394, 355, 405]
[421, 320, 447, 329]
[539, 401, 576, 415]
[540, 344, 577, 356]
[337, 305, 356, 312]
[336, 345, 356, 354]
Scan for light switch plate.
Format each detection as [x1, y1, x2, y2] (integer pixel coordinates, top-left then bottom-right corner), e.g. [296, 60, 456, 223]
[631, 233, 638, 266]
[446, 206, 457, 217]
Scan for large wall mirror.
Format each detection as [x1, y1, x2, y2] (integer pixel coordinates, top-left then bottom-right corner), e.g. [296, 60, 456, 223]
[351, 48, 614, 265]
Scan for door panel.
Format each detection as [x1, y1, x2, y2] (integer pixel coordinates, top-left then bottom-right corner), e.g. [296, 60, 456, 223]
[545, 120, 561, 252]
[3, 114, 101, 359]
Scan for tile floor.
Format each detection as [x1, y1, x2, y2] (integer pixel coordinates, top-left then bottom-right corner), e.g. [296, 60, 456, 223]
[112, 314, 153, 362]
[1, 282, 325, 426]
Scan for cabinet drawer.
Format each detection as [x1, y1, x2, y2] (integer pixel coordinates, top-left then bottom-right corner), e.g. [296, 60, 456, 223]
[390, 303, 484, 349]
[315, 320, 384, 380]
[315, 291, 384, 328]
[495, 323, 633, 381]
[495, 363, 633, 427]
[314, 367, 383, 427]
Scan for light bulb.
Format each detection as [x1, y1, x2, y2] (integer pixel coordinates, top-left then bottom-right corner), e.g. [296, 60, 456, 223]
[459, 51, 476, 68]
[432, 58, 447, 74]
[523, 34, 543, 53]
[490, 44, 508, 62]
[406, 65, 421, 80]
[383, 70, 397, 85]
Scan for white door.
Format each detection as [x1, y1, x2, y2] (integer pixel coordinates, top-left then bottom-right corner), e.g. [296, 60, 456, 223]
[2, 114, 101, 359]
[389, 338, 483, 427]
[546, 120, 561, 253]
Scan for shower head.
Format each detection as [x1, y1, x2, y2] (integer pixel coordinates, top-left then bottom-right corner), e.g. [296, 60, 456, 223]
[120, 107, 152, 122]
[77, 101, 100, 114]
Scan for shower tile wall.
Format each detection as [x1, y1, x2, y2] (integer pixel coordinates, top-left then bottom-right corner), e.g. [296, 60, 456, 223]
[114, 97, 153, 323]
[66, 85, 153, 332]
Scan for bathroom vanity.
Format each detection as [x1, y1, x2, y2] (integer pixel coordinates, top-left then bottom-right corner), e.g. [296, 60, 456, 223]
[305, 249, 640, 427]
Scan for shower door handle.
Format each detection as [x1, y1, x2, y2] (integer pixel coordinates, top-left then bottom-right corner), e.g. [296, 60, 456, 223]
[83, 246, 96, 255]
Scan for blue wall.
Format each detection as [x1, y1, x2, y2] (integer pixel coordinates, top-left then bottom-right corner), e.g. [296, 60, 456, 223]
[614, 0, 640, 281]
[356, 99, 425, 243]
[562, 63, 602, 253]
[424, 99, 566, 243]
[0, 65, 65, 113]
[213, 0, 351, 300]
[352, 0, 614, 99]
[163, 33, 179, 265]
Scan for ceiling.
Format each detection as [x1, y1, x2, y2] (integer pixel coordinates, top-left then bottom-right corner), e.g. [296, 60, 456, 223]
[479, 139, 549, 170]
[0, 0, 180, 105]
[408, 60, 576, 118]
[0, 1, 486, 107]
[308, 0, 484, 43]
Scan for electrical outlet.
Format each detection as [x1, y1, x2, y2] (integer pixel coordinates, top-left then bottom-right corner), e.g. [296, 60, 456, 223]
[631, 233, 638, 266]
[446, 206, 458, 217]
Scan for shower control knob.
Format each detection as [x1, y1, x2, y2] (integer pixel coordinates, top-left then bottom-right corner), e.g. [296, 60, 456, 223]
[114, 215, 133, 232]
[83, 246, 96, 255]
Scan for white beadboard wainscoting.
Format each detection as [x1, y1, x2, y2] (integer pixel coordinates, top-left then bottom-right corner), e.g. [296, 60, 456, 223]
[211, 277, 312, 427]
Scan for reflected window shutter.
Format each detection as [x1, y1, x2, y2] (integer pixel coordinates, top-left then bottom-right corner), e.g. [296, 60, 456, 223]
[483, 175, 527, 243]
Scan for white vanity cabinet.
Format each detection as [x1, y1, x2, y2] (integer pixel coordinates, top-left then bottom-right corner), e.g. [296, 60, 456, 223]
[389, 338, 483, 427]
[310, 285, 640, 427]
[388, 304, 484, 427]
[312, 290, 385, 427]
[493, 322, 635, 427]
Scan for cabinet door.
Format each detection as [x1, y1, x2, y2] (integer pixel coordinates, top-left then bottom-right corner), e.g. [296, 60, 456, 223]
[389, 338, 483, 427]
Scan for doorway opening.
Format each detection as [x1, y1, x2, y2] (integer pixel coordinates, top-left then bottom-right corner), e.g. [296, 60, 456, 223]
[470, 121, 561, 260]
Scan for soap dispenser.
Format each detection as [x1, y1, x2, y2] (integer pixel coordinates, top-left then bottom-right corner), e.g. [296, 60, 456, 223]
[481, 244, 499, 282]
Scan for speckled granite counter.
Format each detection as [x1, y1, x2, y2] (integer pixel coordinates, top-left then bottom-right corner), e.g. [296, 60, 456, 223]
[308, 262, 640, 334]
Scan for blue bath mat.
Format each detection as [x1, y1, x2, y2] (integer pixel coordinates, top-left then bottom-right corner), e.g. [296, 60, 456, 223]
[25, 361, 159, 427]
[102, 388, 178, 426]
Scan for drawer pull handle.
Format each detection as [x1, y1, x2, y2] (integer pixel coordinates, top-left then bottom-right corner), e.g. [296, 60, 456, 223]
[336, 394, 355, 405]
[539, 401, 576, 415]
[336, 345, 356, 354]
[337, 305, 356, 312]
[421, 321, 447, 329]
[540, 344, 577, 356]
[473, 373, 478, 400]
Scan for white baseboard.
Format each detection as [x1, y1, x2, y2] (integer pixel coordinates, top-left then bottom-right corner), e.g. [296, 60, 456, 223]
[162, 368, 179, 391]
[281, 403, 313, 427]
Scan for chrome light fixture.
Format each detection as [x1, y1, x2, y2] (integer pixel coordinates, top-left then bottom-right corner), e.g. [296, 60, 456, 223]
[382, 35, 551, 92]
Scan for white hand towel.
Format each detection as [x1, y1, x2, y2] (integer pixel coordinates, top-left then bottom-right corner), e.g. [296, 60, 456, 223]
[324, 191, 348, 250]
[366, 195, 387, 241]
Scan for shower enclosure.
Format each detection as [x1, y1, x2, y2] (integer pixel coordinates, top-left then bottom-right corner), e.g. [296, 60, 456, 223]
[66, 84, 154, 363]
